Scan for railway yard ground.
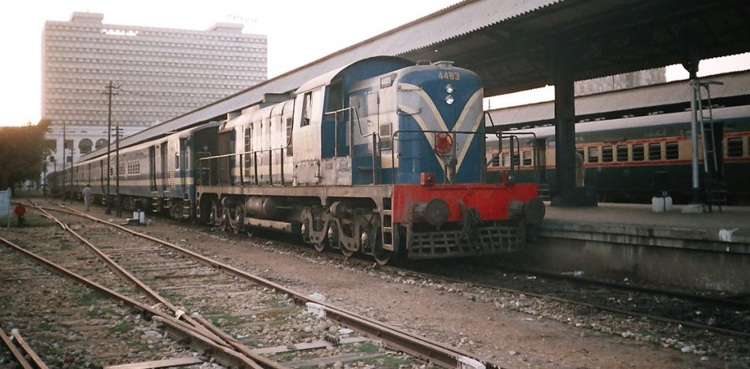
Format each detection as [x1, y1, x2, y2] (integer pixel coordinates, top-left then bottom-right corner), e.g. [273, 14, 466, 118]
[1, 195, 749, 369]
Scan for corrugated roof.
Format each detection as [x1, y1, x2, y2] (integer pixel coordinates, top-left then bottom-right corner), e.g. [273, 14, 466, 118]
[81, 0, 750, 161]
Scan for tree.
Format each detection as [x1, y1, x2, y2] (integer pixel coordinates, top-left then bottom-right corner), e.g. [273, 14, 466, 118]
[0, 119, 52, 194]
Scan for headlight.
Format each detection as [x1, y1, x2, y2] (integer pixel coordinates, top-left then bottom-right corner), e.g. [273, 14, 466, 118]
[445, 84, 454, 93]
[445, 95, 454, 105]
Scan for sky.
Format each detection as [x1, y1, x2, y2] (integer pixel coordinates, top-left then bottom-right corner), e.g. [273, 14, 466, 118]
[1, 1, 749, 127]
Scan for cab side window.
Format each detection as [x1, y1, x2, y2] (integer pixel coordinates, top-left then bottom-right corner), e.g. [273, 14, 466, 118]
[301, 92, 312, 127]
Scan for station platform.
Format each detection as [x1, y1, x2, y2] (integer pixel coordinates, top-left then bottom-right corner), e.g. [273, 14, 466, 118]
[509, 202, 750, 294]
[543, 202, 750, 247]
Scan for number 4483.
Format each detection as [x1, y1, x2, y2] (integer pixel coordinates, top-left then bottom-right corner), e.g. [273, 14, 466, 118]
[438, 71, 461, 81]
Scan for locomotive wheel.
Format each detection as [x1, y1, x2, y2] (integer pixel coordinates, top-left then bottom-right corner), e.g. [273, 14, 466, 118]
[327, 222, 340, 250]
[341, 247, 355, 258]
[373, 246, 392, 265]
[313, 243, 326, 252]
[209, 200, 220, 226]
[231, 204, 244, 235]
[220, 208, 231, 232]
[170, 202, 181, 219]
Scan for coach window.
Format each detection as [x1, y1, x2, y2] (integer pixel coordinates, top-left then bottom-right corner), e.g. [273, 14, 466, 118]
[665, 141, 679, 160]
[632, 143, 645, 161]
[522, 151, 532, 166]
[602, 146, 613, 163]
[648, 143, 661, 160]
[175, 153, 180, 169]
[301, 92, 312, 127]
[244, 126, 252, 154]
[244, 125, 253, 168]
[501, 153, 510, 167]
[286, 118, 294, 156]
[587, 147, 599, 163]
[327, 79, 343, 112]
[727, 137, 744, 157]
[616, 145, 628, 162]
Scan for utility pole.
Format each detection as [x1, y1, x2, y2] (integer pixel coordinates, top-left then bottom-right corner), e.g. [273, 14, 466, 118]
[115, 123, 122, 217]
[103, 81, 120, 214]
[62, 121, 66, 201]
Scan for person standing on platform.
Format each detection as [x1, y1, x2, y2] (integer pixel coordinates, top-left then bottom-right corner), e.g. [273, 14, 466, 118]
[82, 184, 93, 212]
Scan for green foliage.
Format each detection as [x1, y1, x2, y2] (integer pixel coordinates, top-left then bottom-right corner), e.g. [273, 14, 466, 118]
[0, 119, 52, 192]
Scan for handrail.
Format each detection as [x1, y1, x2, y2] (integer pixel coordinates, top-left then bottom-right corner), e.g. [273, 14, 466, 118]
[198, 146, 290, 187]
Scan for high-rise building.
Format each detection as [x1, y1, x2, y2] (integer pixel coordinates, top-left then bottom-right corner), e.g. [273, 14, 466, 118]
[42, 12, 267, 178]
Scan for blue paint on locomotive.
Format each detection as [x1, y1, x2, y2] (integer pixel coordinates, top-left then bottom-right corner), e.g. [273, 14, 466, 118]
[388, 64, 485, 185]
[321, 57, 414, 162]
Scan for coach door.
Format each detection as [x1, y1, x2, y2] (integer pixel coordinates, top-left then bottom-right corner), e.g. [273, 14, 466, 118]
[160, 143, 168, 193]
[149, 146, 157, 192]
[318, 79, 352, 186]
[179, 138, 188, 194]
[353, 91, 380, 185]
[216, 127, 235, 186]
[99, 159, 106, 191]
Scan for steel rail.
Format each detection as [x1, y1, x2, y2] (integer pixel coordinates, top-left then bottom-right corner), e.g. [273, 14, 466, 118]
[41, 204, 289, 369]
[0, 328, 34, 369]
[410, 267, 750, 340]
[54, 205, 498, 369]
[42, 205, 288, 369]
[496, 264, 750, 310]
[31, 203, 230, 347]
[10, 329, 51, 369]
[0, 234, 270, 369]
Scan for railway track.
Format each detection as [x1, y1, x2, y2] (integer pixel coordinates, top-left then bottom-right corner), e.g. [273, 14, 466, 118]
[229, 227, 750, 362]
[1, 201, 493, 369]
[406, 260, 750, 339]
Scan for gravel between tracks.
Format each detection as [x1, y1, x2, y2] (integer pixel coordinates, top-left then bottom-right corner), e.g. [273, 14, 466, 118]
[7, 200, 750, 369]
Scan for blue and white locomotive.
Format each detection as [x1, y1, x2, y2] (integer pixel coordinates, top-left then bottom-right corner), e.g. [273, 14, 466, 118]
[51, 56, 544, 264]
[196, 56, 544, 264]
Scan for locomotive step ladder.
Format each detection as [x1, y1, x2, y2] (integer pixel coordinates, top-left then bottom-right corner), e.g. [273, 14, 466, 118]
[381, 198, 394, 252]
[692, 79, 725, 212]
[537, 183, 550, 201]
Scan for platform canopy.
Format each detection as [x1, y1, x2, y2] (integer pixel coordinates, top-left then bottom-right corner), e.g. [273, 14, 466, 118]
[87, 0, 750, 159]
[401, 0, 750, 97]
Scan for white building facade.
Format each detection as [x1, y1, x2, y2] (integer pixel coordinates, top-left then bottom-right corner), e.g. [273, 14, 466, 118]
[42, 12, 267, 179]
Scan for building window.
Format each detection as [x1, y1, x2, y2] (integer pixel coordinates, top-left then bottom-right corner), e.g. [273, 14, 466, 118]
[78, 138, 93, 154]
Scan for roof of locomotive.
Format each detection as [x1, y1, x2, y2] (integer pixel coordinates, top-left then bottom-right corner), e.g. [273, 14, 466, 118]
[295, 56, 414, 94]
